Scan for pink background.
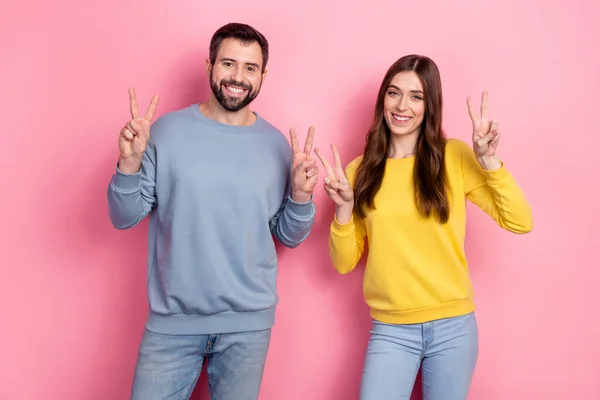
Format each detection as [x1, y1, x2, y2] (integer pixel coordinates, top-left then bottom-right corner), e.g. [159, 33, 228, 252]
[2, 0, 599, 399]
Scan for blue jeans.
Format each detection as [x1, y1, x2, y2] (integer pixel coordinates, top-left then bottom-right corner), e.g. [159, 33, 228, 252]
[130, 328, 272, 400]
[360, 313, 479, 400]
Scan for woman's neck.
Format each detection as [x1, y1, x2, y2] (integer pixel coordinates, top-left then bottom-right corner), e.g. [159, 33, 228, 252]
[388, 132, 418, 159]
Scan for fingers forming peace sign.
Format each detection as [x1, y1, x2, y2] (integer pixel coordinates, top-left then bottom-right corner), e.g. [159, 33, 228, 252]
[129, 87, 159, 121]
[118, 88, 160, 173]
[289, 126, 319, 202]
[467, 90, 499, 158]
[314, 144, 354, 207]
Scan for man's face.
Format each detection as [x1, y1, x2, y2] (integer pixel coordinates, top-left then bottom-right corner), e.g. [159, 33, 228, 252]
[207, 38, 266, 112]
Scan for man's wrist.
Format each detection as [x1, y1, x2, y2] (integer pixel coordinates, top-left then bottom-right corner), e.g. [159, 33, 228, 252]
[118, 157, 142, 174]
[291, 190, 312, 203]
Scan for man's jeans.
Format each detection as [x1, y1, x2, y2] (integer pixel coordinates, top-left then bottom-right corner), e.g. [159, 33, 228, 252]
[130, 328, 272, 400]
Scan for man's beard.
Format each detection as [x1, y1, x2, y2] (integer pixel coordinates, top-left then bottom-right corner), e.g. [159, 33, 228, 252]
[210, 72, 261, 112]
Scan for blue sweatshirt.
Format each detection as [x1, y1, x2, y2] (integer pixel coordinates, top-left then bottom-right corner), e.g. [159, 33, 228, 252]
[107, 104, 315, 335]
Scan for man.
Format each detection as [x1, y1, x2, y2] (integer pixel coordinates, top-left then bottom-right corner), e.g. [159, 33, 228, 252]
[107, 22, 318, 400]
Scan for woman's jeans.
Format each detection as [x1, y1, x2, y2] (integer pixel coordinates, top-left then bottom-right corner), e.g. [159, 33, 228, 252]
[360, 313, 479, 400]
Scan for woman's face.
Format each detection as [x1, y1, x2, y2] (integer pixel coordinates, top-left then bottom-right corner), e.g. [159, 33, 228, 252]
[383, 71, 426, 138]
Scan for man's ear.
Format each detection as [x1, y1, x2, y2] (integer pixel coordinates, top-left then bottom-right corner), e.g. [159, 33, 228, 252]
[261, 68, 268, 84]
[205, 58, 212, 77]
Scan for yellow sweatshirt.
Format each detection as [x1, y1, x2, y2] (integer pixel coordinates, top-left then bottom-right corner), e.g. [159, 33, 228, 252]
[329, 138, 533, 324]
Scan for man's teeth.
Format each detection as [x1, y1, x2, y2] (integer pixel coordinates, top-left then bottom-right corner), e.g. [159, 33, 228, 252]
[226, 85, 244, 93]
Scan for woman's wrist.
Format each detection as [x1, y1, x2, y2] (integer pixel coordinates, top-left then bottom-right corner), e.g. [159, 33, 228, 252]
[335, 202, 354, 224]
[477, 155, 502, 170]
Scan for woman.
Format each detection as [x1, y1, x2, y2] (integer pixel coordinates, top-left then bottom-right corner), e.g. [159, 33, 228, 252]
[315, 55, 533, 400]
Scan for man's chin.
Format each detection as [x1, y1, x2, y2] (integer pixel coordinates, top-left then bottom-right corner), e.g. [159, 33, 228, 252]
[222, 101, 246, 112]
[221, 96, 255, 111]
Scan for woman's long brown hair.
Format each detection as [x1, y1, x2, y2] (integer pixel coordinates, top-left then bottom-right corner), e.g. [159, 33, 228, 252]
[353, 55, 450, 223]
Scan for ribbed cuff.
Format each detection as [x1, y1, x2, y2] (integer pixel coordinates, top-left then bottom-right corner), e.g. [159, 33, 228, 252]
[285, 195, 315, 218]
[111, 165, 142, 192]
[483, 162, 511, 183]
[331, 215, 355, 236]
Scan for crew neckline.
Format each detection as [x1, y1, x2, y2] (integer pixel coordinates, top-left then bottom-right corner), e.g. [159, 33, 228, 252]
[386, 155, 415, 162]
[190, 104, 264, 133]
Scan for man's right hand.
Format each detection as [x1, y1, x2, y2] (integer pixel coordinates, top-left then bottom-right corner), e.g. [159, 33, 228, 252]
[118, 88, 159, 174]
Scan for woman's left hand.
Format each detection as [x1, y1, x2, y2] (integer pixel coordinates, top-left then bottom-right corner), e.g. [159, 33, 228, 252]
[468, 90, 501, 170]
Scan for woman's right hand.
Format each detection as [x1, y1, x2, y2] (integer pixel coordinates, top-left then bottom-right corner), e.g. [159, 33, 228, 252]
[315, 144, 354, 208]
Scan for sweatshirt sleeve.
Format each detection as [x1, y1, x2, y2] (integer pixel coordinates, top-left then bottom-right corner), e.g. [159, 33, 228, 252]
[328, 159, 368, 274]
[270, 172, 316, 249]
[107, 142, 157, 230]
[460, 141, 533, 233]
[270, 196, 315, 248]
[329, 213, 367, 274]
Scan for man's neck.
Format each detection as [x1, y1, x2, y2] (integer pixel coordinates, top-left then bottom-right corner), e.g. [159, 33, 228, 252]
[199, 97, 256, 126]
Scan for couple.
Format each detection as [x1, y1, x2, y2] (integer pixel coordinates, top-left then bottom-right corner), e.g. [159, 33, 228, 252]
[107, 22, 533, 400]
